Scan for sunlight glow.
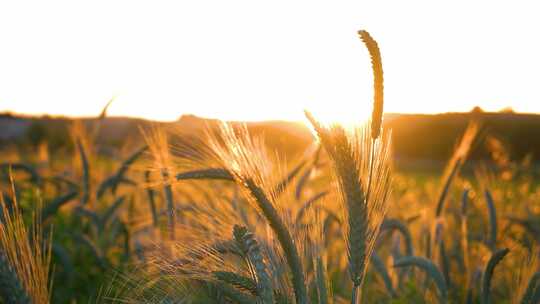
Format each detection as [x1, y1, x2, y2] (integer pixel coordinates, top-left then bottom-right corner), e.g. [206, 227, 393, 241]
[306, 102, 372, 128]
[1, 1, 539, 122]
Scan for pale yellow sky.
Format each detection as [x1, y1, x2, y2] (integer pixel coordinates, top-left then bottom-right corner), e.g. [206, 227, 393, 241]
[1, 0, 539, 122]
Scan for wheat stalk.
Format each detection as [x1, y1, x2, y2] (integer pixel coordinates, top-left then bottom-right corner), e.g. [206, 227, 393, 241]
[183, 123, 310, 304]
[76, 138, 90, 205]
[370, 252, 397, 298]
[304, 30, 391, 304]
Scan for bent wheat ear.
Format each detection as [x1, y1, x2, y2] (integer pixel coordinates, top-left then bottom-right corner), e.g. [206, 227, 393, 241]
[295, 191, 329, 223]
[295, 145, 322, 200]
[358, 30, 384, 140]
[520, 272, 540, 304]
[381, 218, 414, 257]
[394, 256, 448, 303]
[0, 163, 41, 186]
[97, 145, 148, 198]
[273, 160, 306, 197]
[484, 190, 498, 251]
[41, 190, 78, 222]
[176, 168, 234, 181]
[481, 248, 509, 304]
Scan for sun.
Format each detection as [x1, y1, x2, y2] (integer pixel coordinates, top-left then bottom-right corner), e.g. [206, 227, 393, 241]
[302, 99, 373, 142]
[304, 100, 373, 128]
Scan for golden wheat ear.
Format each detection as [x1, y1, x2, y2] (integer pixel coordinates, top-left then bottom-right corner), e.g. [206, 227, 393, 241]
[305, 111, 392, 297]
[0, 190, 52, 304]
[305, 30, 391, 303]
[358, 30, 384, 141]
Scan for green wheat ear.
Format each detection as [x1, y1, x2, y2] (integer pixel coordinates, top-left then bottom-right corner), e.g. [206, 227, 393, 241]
[380, 218, 414, 257]
[233, 225, 274, 304]
[484, 190, 498, 251]
[520, 272, 540, 304]
[481, 248, 509, 304]
[394, 256, 448, 303]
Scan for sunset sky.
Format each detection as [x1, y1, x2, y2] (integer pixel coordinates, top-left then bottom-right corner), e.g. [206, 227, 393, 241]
[1, 1, 539, 122]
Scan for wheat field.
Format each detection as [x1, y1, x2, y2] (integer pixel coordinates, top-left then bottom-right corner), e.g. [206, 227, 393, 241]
[0, 31, 539, 304]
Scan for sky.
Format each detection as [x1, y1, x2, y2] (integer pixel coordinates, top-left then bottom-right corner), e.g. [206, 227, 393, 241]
[1, 0, 539, 122]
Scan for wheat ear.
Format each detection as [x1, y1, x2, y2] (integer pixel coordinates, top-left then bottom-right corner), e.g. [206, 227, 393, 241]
[519, 272, 540, 304]
[394, 256, 448, 303]
[233, 225, 274, 304]
[381, 218, 414, 256]
[358, 30, 384, 140]
[484, 190, 498, 251]
[481, 248, 509, 304]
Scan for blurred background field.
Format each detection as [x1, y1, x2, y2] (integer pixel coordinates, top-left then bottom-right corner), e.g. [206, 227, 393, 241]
[5, 109, 540, 168]
[2, 108, 540, 302]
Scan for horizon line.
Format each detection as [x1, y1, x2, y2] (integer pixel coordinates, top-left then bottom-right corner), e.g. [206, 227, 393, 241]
[0, 108, 528, 123]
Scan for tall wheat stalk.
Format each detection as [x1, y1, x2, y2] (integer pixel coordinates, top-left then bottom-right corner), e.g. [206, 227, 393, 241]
[306, 29, 391, 304]
[141, 125, 177, 240]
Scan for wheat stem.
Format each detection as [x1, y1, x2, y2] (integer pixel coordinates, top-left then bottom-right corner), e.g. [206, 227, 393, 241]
[76, 138, 90, 205]
[244, 179, 308, 304]
[161, 169, 175, 240]
[144, 171, 159, 228]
